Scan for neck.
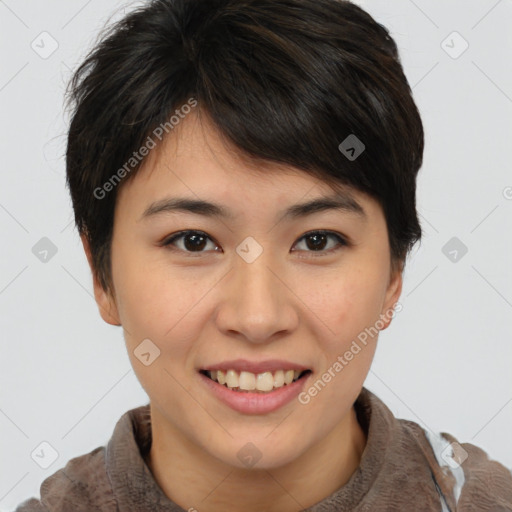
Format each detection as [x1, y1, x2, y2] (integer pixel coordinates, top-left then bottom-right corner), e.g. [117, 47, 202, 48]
[146, 405, 367, 512]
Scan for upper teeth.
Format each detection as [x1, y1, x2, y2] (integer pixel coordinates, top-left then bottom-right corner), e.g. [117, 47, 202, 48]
[207, 369, 303, 392]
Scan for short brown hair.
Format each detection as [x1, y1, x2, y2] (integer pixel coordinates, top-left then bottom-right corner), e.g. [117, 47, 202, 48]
[66, 0, 424, 295]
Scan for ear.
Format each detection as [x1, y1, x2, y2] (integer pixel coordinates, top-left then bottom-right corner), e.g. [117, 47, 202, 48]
[80, 234, 121, 326]
[379, 263, 403, 331]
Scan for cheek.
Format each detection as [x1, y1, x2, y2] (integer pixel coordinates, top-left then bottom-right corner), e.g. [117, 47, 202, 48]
[112, 265, 204, 403]
[297, 264, 387, 348]
[112, 252, 217, 361]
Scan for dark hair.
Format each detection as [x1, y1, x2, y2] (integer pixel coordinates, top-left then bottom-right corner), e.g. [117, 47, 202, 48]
[66, 0, 424, 297]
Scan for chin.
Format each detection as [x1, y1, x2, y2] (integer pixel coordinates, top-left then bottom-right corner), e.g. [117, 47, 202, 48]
[206, 433, 306, 471]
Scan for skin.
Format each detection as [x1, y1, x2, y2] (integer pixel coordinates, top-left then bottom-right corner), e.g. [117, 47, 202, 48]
[82, 111, 403, 512]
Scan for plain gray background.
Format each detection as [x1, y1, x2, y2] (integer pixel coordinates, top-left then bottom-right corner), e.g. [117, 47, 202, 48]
[1, 0, 511, 509]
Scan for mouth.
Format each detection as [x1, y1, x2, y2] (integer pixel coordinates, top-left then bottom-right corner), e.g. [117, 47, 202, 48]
[199, 368, 313, 394]
[198, 362, 313, 414]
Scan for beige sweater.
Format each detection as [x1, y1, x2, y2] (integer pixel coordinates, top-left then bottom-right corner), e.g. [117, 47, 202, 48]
[14, 387, 512, 511]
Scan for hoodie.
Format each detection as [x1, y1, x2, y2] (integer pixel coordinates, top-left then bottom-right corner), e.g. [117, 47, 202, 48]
[14, 387, 512, 511]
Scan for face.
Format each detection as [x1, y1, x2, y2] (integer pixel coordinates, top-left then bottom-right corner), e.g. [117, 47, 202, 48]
[83, 112, 402, 470]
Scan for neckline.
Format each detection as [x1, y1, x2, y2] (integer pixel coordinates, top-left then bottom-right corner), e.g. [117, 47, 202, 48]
[106, 386, 394, 511]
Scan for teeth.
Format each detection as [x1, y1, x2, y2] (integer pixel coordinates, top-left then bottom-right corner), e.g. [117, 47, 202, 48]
[239, 371, 256, 390]
[256, 372, 274, 392]
[274, 370, 285, 388]
[205, 368, 307, 392]
[226, 369, 238, 388]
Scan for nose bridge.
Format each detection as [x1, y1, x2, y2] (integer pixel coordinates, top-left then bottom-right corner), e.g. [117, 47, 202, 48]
[235, 235, 278, 301]
[238, 250, 278, 307]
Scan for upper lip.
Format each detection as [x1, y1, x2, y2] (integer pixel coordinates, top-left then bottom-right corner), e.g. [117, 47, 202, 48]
[201, 359, 311, 374]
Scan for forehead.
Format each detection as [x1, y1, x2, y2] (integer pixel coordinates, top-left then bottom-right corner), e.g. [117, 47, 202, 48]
[116, 111, 380, 221]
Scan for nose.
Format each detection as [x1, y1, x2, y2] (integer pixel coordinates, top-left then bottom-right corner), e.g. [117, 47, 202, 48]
[214, 251, 299, 344]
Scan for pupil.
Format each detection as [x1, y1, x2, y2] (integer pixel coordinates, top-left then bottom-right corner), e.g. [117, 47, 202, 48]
[185, 233, 207, 251]
[307, 233, 326, 251]
[183, 233, 328, 252]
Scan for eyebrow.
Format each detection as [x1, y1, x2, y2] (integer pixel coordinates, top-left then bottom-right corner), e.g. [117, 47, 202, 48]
[139, 191, 367, 222]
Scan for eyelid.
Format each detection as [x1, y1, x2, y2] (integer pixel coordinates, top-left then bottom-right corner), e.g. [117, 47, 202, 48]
[291, 230, 348, 257]
[161, 230, 222, 254]
[161, 229, 348, 256]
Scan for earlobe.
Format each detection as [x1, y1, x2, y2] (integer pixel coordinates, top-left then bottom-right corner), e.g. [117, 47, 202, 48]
[80, 234, 121, 326]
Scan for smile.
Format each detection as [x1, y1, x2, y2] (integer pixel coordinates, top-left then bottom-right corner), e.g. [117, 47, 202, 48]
[200, 369, 312, 393]
[198, 364, 313, 414]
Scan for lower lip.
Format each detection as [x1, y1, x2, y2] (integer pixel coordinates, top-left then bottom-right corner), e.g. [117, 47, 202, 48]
[198, 371, 311, 415]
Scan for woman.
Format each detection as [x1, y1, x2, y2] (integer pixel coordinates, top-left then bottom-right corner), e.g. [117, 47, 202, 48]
[15, 0, 512, 510]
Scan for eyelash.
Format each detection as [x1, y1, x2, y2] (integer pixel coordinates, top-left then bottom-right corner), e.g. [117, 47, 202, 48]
[161, 230, 348, 258]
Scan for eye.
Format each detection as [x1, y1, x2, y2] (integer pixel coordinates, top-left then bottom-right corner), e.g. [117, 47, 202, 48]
[292, 230, 347, 257]
[162, 230, 221, 255]
[162, 229, 347, 257]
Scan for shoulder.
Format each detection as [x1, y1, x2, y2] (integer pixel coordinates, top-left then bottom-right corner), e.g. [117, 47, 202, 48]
[399, 418, 512, 511]
[14, 445, 117, 512]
